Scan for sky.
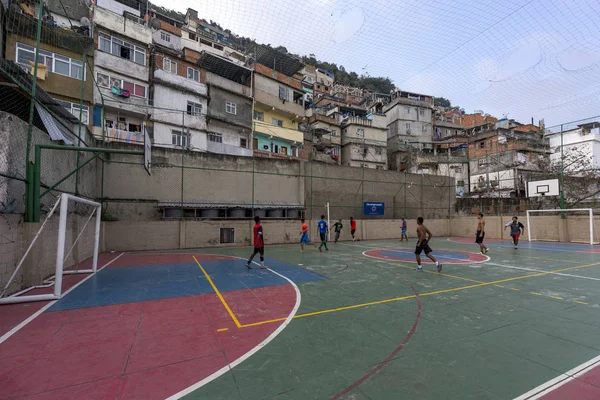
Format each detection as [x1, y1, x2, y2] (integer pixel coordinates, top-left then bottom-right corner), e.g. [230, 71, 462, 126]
[149, 0, 600, 127]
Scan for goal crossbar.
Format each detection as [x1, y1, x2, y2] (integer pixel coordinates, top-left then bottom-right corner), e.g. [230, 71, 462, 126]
[0, 193, 101, 304]
[526, 208, 596, 245]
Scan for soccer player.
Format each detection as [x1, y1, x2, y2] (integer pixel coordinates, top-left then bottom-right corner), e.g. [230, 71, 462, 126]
[300, 218, 310, 252]
[400, 217, 408, 242]
[333, 219, 343, 243]
[476, 212, 488, 254]
[415, 217, 442, 272]
[504, 216, 525, 249]
[350, 217, 357, 241]
[317, 215, 329, 252]
[246, 216, 265, 269]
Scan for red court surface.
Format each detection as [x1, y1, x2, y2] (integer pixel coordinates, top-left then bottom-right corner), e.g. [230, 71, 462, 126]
[0, 253, 300, 400]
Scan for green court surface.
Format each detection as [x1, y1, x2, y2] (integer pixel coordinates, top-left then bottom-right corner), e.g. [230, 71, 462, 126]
[180, 238, 600, 400]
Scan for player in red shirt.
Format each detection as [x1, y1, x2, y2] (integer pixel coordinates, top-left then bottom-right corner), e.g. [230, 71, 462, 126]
[246, 216, 265, 269]
[350, 217, 357, 241]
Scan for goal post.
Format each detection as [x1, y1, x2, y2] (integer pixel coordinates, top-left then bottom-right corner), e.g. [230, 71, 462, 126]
[0, 193, 101, 304]
[526, 208, 598, 245]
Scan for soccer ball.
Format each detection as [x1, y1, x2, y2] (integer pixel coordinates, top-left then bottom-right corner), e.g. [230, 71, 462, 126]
[357, 238, 361, 241]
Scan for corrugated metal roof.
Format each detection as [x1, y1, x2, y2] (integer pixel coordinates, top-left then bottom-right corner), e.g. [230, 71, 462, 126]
[158, 201, 303, 209]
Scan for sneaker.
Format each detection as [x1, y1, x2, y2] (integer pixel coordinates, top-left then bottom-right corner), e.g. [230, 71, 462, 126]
[416, 265, 423, 271]
[437, 263, 443, 273]
[514, 246, 517, 249]
[245, 262, 251, 269]
[319, 248, 322, 252]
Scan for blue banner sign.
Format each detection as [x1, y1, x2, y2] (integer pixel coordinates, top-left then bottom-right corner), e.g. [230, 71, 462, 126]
[364, 202, 384, 216]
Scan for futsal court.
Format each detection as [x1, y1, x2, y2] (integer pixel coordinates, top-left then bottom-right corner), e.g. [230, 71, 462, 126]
[1, 236, 600, 399]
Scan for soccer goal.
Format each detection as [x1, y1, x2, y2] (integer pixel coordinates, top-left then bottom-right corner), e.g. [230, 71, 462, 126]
[526, 209, 599, 245]
[0, 193, 101, 304]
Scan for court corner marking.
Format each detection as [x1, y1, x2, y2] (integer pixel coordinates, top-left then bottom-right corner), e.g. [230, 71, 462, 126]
[0, 251, 126, 345]
[166, 259, 302, 399]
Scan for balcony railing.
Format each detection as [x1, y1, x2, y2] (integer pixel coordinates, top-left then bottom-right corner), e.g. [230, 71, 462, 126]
[104, 127, 144, 144]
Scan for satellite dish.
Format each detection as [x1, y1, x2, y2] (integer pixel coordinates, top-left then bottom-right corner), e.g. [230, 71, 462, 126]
[80, 17, 90, 27]
[149, 18, 161, 30]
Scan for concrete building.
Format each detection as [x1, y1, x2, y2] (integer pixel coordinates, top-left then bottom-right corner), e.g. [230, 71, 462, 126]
[302, 109, 341, 165]
[252, 49, 304, 159]
[468, 119, 549, 197]
[91, 0, 152, 144]
[150, 49, 207, 150]
[197, 52, 253, 157]
[324, 105, 387, 169]
[385, 90, 435, 171]
[7, 1, 94, 134]
[546, 123, 600, 172]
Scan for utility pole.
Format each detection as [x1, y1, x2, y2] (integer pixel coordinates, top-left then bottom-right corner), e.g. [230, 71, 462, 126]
[559, 124, 565, 217]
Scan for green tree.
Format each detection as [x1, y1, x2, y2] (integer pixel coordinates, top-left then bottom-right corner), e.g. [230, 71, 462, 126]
[434, 97, 452, 108]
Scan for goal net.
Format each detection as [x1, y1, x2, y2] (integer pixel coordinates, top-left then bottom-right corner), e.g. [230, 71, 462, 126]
[526, 209, 600, 245]
[0, 193, 101, 304]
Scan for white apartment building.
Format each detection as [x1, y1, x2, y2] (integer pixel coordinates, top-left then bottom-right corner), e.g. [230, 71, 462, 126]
[546, 123, 600, 172]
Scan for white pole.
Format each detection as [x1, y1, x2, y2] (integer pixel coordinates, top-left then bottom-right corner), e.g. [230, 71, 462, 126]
[93, 205, 101, 273]
[326, 202, 330, 242]
[526, 210, 531, 242]
[0, 293, 57, 304]
[590, 209, 594, 246]
[54, 193, 69, 298]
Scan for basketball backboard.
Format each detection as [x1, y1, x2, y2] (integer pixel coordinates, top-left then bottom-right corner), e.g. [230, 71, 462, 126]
[527, 179, 559, 197]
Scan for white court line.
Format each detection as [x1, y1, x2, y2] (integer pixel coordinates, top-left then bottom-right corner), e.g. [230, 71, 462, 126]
[166, 258, 302, 399]
[486, 262, 600, 282]
[0, 252, 125, 344]
[446, 237, 595, 253]
[514, 354, 600, 400]
[361, 248, 490, 264]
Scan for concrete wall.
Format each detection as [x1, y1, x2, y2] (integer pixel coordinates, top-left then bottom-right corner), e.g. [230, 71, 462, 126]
[94, 7, 152, 45]
[153, 30, 182, 51]
[153, 121, 207, 151]
[206, 119, 252, 156]
[95, 51, 149, 83]
[152, 85, 207, 132]
[207, 86, 252, 129]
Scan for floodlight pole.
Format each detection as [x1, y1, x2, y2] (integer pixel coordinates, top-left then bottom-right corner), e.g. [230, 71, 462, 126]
[559, 124, 565, 218]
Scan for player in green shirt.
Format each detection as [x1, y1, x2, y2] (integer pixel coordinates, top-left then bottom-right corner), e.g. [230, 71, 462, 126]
[333, 219, 343, 243]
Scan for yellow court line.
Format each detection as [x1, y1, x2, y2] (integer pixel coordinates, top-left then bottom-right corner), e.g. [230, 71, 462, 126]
[239, 260, 600, 328]
[217, 328, 229, 332]
[549, 296, 564, 300]
[574, 300, 589, 305]
[193, 255, 242, 328]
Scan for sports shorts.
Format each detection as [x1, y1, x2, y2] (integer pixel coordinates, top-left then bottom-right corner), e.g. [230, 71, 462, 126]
[415, 239, 432, 255]
[475, 230, 485, 244]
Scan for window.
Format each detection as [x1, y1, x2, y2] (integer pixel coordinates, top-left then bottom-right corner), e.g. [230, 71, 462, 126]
[187, 67, 199, 82]
[479, 142, 485, 149]
[281, 146, 288, 155]
[406, 123, 411, 130]
[279, 86, 289, 101]
[253, 111, 264, 121]
[405, 107, 410, 114]
[214, 44, 223, 51]
[163, 58, 177, 74]
[357, 129, 365, 137]
[189, 32, 197, 41]
[457, 180, 465, 187]
[172, 130, 189, 147]
[272, 118, 283, 127]
[96, 72, 146, 98]
[240, 138, 247, 148]
[208, 132, 223, 143]
[331, 130, 337, 136]
[226, 101, 237, 115]
[422, 125, 427, 133]
[187, 101, 202, 116]
[55, 99, 89, 125]
[98, 33, 146, 66]
[160, 31, 171, 42]
[220, 228, 234, 244]
[375, 148, 382, 155]
[455, 167, 462, 173]
[419, 109, 425, 117]
[332, 146, 340, 156]
[16, 43, 85, 80]
[478, 159, 486, 166]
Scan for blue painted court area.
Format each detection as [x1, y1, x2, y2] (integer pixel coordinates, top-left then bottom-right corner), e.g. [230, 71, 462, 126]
[49, 258, 325, 312]
[449, 237, 597, 252]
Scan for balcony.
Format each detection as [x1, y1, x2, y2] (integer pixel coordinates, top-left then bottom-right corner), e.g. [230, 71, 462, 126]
[254, 89, 304, 118]
[341, 114, 387, 129]
[94, 7, 152, 45]
[254, 120, 303, 143]
[207, 141, 252, 157]
[102, 127, 145, 144]
[415, 151, 468, 165]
